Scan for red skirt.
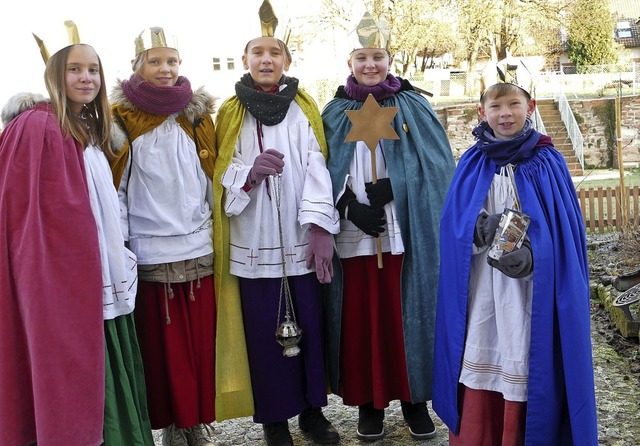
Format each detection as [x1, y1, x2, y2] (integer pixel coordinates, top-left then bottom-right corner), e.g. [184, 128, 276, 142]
[449, 386, 526, 446]
[339, 253, 411, 408]
[134, 276, 216, 429]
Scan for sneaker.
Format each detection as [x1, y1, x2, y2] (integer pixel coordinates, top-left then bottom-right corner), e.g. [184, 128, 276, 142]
[298, 406, 340, 444]
[162, 424, 188, 446]
[400, 401, 437, 440]
[184, 423, 215, 446]
[357, 402, 385, 440]
[262, 421, 294, 446]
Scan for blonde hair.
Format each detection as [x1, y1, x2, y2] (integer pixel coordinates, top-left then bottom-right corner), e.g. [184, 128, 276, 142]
[131, 51, 147, 74]
[480, 83, 531, 105]
[44, 44, 114, 159]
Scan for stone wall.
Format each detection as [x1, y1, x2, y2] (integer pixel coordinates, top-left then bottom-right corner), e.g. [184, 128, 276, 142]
[568, 99, 612, 167]
[433, 95, 640, 168]
[433, 103, 478, 161]
[619, 96, 640, 167]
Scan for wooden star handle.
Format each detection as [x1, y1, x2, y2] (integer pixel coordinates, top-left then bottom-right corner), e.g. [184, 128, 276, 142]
[369, 149, 383, 269]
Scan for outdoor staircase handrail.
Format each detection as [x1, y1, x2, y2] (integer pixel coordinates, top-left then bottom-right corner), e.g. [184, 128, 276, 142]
[532, 107, 546, 135]
[553, 91, 585, 169]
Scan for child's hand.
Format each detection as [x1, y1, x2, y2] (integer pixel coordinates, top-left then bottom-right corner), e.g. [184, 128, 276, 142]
[487, 239, 533, 278]
[305, 224, 334, 284]
[347, 201, 385, 237]
[247, 149, 284, 186]
[364, 178, 394, 208]
[474, 212, 501, 247]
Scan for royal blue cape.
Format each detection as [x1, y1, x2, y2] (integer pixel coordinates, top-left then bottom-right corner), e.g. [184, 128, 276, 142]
[433, 141, 598, 445]
[322, 86, 455, 402]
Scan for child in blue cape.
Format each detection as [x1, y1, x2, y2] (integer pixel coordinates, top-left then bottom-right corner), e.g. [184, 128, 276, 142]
[433, 76, 598, 445]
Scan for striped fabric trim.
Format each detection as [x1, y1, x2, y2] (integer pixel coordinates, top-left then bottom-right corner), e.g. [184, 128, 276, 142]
[462, 358, 528, 385]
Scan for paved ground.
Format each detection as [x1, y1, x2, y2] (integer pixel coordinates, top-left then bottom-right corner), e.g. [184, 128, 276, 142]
[152, 304, 640, 445]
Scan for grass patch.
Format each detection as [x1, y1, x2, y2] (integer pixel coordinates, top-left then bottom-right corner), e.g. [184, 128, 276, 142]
[574, 168, 640, 190]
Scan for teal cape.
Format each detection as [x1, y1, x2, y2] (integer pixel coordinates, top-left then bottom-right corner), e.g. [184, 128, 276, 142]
[433, 142, 598, 445]
[321, 84, 455, 403]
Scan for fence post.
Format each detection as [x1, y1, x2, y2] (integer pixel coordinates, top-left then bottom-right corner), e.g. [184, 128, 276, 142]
[615, 94, 629, 230]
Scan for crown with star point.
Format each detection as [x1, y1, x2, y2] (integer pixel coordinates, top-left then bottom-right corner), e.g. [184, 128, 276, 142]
[32, 20, 82, 64]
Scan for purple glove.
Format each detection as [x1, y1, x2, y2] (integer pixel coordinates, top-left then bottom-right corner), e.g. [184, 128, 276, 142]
[487, 239, 533, 278]
[246, 149, 285, 187]
[305, 224, 334, 284]
[474, 211, 502, 247]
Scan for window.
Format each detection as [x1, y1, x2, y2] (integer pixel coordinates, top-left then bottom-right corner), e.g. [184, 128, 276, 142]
[616, 21, 632, 39]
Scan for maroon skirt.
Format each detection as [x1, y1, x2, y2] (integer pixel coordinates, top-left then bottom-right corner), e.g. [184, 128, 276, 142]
[449, 385, 526, 446]
[134, 276, 216, 429]
[339, 253, 411, 408]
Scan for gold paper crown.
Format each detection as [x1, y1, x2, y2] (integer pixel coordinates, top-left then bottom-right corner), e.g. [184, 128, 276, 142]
[350, 11, 389, 50]
[480, 57, 534, 97]
[257, 0, 291, 45]
[259, 0, 278, 37]
[32, 20, 81, 64]
[134, 27, 179, 57]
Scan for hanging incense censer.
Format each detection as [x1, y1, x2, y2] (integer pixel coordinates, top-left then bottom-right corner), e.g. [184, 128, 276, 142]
[275, 313, 303, 357]
[271, 173, 303, 356]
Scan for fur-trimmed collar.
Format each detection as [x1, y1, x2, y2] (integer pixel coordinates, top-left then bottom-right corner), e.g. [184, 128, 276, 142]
[1, 92, 48, 127]
[110, 80, 217, 123]
[0, 91, 127, 152]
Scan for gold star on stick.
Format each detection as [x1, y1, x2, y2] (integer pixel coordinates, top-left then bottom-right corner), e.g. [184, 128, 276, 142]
[343, 93, 399, 269]
[344, 94, 399, 149]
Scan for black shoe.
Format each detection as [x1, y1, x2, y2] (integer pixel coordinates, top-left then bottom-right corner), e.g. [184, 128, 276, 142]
[262, 422, 293, 446]
[298, 407, 340, 445]
[357, 402, 385, 441]
[400, 401, 437, 440]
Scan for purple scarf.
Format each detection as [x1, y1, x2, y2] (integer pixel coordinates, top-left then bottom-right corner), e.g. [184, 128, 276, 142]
[344, 74, 402, 101]
[121, 74, 193, 115]
[472, 117, 551, 167]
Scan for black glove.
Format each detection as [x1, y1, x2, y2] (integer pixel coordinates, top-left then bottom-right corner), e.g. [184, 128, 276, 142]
[474, 212, 502, 247]
[365, 178, 394, 208]
[347, 201, 386, 237]
[336, 187, 358, 219]
[336, 186, 385, 237]
[487, 239, 533, 278]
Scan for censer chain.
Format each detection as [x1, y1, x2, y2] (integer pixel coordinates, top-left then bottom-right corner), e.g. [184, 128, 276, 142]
[272, 174, 298, 329]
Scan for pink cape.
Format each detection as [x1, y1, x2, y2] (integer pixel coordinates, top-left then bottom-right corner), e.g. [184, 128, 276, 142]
[0, 103, 105, 446]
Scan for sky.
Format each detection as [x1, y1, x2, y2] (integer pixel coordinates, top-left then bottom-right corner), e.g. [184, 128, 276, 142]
[0, 0, 346, 118]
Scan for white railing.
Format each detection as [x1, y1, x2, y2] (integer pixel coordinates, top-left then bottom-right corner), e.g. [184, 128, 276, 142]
[417, 62, 640, 104]
[532, 107, 546, 135]
[554, 90, 585, 168]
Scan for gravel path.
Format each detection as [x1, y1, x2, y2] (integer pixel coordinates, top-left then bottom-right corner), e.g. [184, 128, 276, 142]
[151, 304, 640, 445]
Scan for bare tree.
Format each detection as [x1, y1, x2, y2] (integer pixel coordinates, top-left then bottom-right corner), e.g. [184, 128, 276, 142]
[312, 0, 571, 81]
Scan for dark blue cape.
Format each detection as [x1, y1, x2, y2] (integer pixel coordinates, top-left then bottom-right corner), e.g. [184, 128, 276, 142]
[433, 142, 598, 445]
[322, 87, 455, 402]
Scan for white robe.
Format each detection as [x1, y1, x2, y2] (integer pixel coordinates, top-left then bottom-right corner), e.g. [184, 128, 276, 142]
[117, 115, 213, 265]
[84, 145, 137, 320]
[333, 140, 405, 259]
[221, 101, 339, 279]
[459, 171, 533, 402]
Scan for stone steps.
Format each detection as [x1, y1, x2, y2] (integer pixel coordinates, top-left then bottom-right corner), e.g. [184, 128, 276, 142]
[536, 99, 583, 176]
